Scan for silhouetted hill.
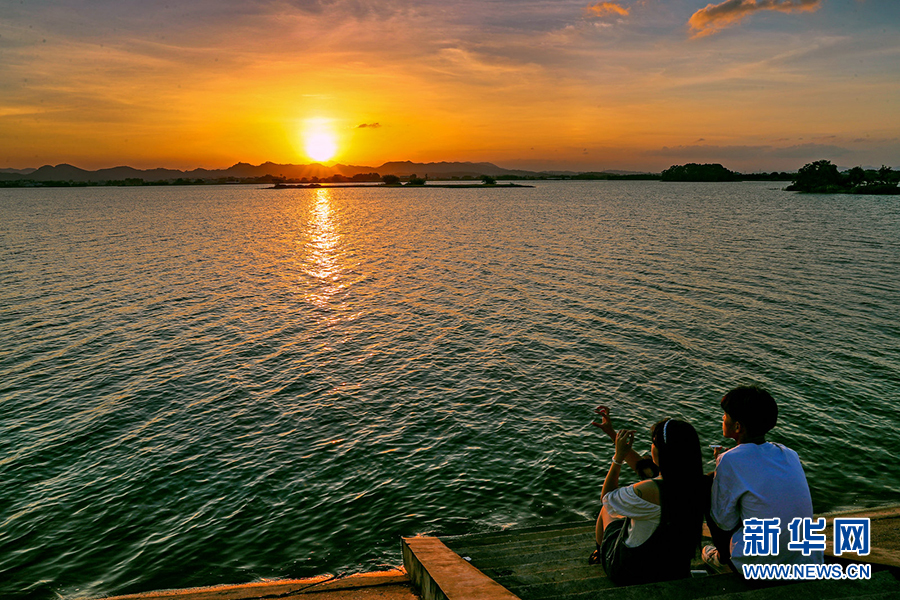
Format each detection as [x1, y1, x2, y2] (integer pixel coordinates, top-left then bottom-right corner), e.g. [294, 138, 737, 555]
[27, 164, 93, 180]
[215, 162, 377, 180]
[94, 166, 185, 180]
[0, 160, 545, 182]
[5, 160, 899, 185]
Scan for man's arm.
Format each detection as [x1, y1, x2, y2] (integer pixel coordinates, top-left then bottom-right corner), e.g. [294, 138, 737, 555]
[709, 454, 741, 531]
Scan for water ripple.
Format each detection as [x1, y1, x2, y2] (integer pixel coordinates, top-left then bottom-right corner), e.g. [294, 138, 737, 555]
[1, 183, 898, 598]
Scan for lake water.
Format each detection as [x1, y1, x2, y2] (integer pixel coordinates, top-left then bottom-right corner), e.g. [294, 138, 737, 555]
[1, 181, 898, 599]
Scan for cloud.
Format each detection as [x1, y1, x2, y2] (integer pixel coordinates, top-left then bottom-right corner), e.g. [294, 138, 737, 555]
[585, 2, 630, 19]
[357, 122, 381, 128]
[689, 0, 822, 38]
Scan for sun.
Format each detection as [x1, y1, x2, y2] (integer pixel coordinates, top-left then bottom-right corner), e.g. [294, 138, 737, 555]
[305, 131, 337, 163]
[303, 119, 338, 163]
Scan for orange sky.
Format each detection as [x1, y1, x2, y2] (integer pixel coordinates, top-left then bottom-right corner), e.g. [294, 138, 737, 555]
[2, 0, 899, 172]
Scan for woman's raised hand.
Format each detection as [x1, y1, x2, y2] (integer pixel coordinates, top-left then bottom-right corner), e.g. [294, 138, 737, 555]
[591, 405, 615, 439]
[614, 429, 635, 463]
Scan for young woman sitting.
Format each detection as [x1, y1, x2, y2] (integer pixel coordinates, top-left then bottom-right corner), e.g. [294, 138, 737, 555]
[590, 409, 704, 585]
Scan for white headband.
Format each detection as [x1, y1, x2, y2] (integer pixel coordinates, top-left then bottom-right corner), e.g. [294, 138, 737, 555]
[663, 420, 670, 445]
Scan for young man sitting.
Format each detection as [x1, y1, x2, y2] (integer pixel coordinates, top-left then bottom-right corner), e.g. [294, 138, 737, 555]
[705, 385, 823, 572]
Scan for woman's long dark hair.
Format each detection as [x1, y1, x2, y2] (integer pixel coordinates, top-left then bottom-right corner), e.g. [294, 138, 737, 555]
[651, 418, 704, 556]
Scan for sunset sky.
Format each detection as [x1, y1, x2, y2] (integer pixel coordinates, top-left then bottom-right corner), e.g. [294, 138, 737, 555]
[2, 0, 898, 172]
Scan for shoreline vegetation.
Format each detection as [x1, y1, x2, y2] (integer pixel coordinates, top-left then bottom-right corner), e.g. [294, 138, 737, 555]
[784, 160, 900, 194]
[269, 174, 533, 189]
[658, 161, 899, 194]
[0, 160, 897, 194]
[269, 182, 533, 189]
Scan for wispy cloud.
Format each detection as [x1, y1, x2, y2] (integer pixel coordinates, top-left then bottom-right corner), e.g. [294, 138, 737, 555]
[689, 0, 822, 38]
[585, 2, 630, 19]
[3, 0, 898, 171]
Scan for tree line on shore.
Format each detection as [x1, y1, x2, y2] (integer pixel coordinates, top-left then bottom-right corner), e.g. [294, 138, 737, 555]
[785, 160, 899, 194]
[2, 160, 897, 193]
[658, 161, 898, 193]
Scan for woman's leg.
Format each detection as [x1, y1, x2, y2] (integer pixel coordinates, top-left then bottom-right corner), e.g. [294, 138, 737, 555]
[595, 505, 616, 546]
[591, 505, 619, 564]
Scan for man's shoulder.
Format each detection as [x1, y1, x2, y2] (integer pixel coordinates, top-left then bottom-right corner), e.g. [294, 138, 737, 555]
[723, 441, 798, 458]
[717, 442, 808, 485]
[718, 442, 758, 462]
[763, 442, 803, 464]
[717, 442, 801, 471]
[769, 441, 800, 452]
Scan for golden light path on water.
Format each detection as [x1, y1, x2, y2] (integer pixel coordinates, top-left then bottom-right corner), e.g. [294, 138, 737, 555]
[303, 188, 346, 324]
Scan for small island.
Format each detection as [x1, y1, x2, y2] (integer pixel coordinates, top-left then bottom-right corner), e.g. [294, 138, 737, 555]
[786, 160, 900, 194]
[660, 163, 740, 182]
[654, 160, 900, 194]
[269, 173, 532, 189]
[657, 163, 792, 182]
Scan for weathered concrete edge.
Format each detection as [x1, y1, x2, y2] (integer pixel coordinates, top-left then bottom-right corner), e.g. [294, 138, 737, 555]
[819, 505, 900, 568]
[402, 536, 520, 600]
[98, 569, 409, 600]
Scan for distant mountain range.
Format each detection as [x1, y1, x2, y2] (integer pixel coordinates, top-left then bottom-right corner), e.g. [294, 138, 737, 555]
[0, 161, 648, 182]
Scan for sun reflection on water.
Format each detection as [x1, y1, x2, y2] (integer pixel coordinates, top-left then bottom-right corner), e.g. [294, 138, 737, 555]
[304, 187, 343, 308]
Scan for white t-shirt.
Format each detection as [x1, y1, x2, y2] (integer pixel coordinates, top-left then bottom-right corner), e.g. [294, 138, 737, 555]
[602, 484, 661, 547]
[711, 442, 823, 568]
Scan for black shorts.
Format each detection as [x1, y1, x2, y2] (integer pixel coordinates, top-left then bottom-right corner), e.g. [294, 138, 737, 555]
[600, 518, 628, 577]
[600, 517, 688, 585]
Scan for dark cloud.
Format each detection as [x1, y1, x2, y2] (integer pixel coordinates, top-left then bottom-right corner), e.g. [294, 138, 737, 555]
[357, 122, 381, 128]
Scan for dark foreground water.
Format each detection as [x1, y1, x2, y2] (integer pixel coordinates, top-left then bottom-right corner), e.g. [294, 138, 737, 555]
[1, 181, 898, 598]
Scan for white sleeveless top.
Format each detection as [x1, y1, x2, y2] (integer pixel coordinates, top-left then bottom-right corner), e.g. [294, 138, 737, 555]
[602, 484, 661, 547]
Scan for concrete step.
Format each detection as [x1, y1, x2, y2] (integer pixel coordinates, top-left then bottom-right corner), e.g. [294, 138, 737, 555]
[406, 507, 900, 600]
[447, 530, 595, 557]
[402, 536, 519, 600]
[450, 546, 594, 571]
[440, 521, 608, 599]
[529, 573, 749, 600]
[488, 566, 614, 600]
[699, 570, 900, 600]
[440, 522, 594, 547]
[489, 564, 610, 587]
[504, 571, 627, 599]
[535, 570, 899, 600]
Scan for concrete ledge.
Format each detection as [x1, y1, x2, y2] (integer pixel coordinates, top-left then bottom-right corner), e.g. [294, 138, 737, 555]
[99, 569, 414, 600]
[305, 570, 410, 592]
[100, 577, 333, 600]
[402, 537, 520, 600]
